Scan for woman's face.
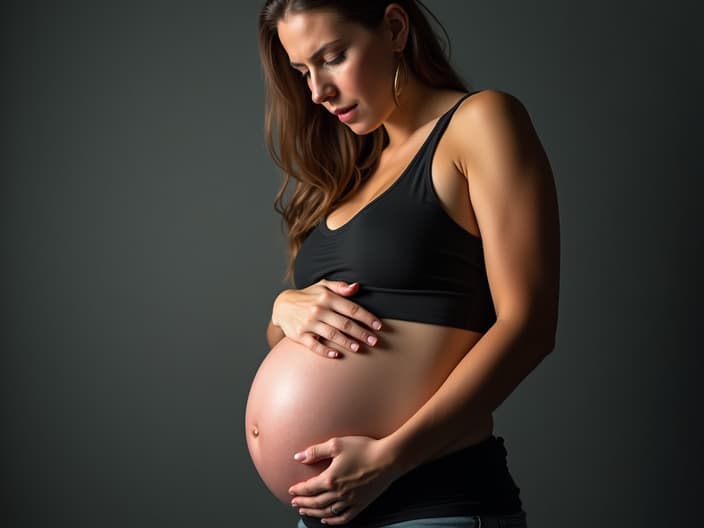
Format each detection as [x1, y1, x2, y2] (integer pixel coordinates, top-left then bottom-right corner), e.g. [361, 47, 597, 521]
[277, 9, 397, 135]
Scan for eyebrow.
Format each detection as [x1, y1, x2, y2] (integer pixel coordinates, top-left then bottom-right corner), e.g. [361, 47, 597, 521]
[289, 39, 344, 68]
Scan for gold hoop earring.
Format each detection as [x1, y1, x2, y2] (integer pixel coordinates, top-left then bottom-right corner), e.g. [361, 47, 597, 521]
[392, 54, 406, 108]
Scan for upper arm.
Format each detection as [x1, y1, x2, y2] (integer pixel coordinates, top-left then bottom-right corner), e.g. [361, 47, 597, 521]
[453, 90, 560, 342]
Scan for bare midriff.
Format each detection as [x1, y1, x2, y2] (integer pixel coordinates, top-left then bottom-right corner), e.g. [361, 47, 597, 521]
[245, 318, 494, 504]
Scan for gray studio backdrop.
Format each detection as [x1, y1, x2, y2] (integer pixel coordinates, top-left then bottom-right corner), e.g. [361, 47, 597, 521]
[4, 1, 701, 527]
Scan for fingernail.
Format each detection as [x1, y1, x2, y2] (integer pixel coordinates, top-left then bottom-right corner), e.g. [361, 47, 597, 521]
[327, 350, 339, 358]
[294, 452, 306, 461]
[348, 282, 357, 287]
[350, 342, 359, 352]
[290, 500, 298, 507]
[372, 320, 382, 330]
[367, 335, 377, 345]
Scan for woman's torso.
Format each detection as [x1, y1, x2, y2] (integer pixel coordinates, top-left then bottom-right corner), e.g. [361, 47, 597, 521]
[246, 91, 495, 503]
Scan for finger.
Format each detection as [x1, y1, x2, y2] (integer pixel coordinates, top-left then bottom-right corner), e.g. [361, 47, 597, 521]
[321, 507, 358, 526]
[315, 306, 380, 352]
[289, 490, 339, 510]
[318, 336, 351, 356]
[293, 437, 340, 465]
[333, 308, 381, 350]
[288, 467, 340, 497]
[333, 295, 383, 334]
[311, 319, 361, 354]
[313, 323, 370, 356]
[289, 474, 330, 497]
[298, 504, 356, 524]
[320, 279, 358, 295]
[301, 332, 342, 359]
[319, 281, 383, 333]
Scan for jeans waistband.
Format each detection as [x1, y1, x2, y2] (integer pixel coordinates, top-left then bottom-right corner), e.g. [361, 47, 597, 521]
[476, 510, 527, 528]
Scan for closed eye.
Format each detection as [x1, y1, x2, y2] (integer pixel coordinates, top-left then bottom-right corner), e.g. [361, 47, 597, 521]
[299, 52, 346, 79]
[325, 52, 346, 66]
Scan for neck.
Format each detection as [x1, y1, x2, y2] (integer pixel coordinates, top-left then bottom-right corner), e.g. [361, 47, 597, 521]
[382, 78, 464, 150]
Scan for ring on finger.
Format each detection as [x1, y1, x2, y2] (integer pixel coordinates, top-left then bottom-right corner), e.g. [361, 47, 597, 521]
[329, 503, 342, 516]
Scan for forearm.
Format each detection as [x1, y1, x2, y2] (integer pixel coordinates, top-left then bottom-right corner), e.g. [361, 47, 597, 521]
[266, 318, 285, 348]
[266, 289, 290, 348]
[382, 318, 554, 478]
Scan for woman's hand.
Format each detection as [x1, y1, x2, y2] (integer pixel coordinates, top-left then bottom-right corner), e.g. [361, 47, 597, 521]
[288, 436, 400, 525]
[271, 280, 383, 359]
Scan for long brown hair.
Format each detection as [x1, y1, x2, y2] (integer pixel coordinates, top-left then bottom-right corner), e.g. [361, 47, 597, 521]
[258, 0, 468, 283]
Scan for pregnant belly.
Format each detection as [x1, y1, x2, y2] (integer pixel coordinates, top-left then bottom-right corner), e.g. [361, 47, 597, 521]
[245, 333, 458, 504]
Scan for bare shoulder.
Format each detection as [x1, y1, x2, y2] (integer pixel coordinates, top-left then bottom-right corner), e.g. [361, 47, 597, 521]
[454, 89, 530, 131]
[447, 89, 545, 178]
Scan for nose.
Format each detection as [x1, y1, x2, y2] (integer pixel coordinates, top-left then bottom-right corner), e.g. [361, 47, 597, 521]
[309, 71, 335, 105]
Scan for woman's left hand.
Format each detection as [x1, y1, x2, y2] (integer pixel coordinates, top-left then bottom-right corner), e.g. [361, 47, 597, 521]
[288, 435, 400, 525]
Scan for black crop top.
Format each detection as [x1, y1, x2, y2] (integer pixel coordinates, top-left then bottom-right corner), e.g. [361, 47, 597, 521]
[293, 91, 496, 332]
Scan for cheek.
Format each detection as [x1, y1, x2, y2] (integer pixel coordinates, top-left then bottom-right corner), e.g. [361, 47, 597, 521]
[349, 55, 391, 100]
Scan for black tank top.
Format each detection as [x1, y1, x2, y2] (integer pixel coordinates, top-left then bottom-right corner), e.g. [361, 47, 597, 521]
[294, 91, 496, 332]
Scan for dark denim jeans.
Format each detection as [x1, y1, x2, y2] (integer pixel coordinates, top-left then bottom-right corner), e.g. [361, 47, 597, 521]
[296, 510, 528, 528]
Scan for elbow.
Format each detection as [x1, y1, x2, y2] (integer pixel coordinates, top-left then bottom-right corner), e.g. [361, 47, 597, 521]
[522, 326, 555, 358]
[497, 311, 557, 357]
[541, 335, 557, 356]
[540, 309, 559, 356]
[529, 318, 557, 356]
[524, 302, 559, 356]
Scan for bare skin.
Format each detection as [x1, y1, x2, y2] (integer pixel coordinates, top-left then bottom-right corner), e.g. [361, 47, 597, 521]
[247, 3, 559, 525]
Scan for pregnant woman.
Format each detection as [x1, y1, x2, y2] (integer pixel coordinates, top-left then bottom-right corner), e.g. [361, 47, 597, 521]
[246, 1, 560, 527]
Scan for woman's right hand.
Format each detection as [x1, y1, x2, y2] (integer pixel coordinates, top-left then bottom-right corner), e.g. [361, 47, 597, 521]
[271, 280, 383, 359]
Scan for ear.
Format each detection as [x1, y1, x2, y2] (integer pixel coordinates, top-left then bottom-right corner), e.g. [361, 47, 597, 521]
[383, 3, 409, 52]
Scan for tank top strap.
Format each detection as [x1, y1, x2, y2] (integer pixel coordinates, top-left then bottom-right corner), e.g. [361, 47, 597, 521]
[407, 91, 478, 200]
[423, 91, 477, 152]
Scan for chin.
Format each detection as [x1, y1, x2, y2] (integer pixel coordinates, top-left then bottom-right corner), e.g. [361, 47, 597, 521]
[345, 121, 381, 136]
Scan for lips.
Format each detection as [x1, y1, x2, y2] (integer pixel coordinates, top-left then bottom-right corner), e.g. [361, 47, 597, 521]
[333, 104, 357, 115]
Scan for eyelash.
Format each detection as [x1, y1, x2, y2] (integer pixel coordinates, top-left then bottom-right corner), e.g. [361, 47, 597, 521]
[300, 52, 346, 79]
